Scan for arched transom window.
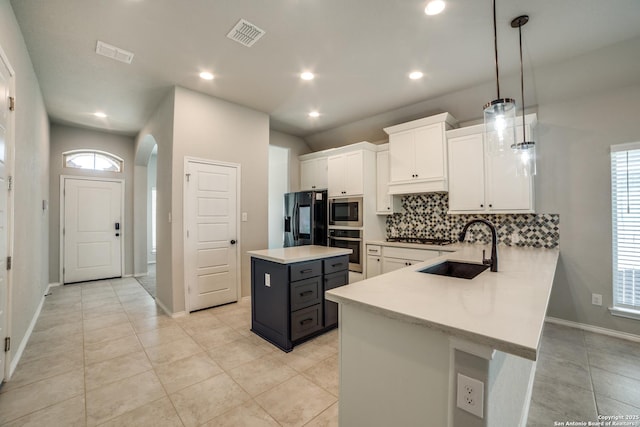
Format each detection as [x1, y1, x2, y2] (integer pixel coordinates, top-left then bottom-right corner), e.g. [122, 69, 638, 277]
[63, 150, 123, 172]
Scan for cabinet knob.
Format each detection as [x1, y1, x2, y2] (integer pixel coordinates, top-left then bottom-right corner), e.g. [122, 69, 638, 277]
[387, 207, 390, 210]
[489, 204, 493, 208]
[480, 204, 484, 208]
[312, 186, 315, 189]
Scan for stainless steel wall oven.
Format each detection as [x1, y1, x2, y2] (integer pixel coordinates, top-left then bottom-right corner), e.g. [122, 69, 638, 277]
[328, 228, 362, 272]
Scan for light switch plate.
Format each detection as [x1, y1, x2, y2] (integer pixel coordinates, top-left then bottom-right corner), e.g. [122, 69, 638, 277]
[592, 293, 603, 306]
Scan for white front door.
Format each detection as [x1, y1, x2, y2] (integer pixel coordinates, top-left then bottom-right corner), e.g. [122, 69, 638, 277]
[0, 50, 13, 382]
[185, 159, 239, 312]
[63, 178, 123, 283]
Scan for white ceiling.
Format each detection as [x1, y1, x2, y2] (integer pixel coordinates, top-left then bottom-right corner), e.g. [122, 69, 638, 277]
[10, 0, 640, 139]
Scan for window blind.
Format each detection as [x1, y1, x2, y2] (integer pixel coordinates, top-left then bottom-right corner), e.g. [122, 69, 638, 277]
[611, 143, 640, 312]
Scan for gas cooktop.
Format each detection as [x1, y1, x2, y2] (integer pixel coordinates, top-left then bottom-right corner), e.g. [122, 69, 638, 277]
[386, 237, 454, 246]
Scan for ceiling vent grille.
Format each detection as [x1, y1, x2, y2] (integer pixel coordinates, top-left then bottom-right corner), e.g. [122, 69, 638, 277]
[226, 19, 265, 47]
[95, 41, 134, 64]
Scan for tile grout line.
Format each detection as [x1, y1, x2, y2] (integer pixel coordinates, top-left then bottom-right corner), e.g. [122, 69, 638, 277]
[581, 328, 600, 420]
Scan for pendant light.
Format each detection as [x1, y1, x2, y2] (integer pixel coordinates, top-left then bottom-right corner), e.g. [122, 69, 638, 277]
[511, 15, 536, 176]
[484, 0, 516, 155]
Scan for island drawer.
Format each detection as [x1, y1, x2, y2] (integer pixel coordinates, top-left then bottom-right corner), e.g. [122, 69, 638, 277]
[290, 277, 321, 312]
[291, 304, 323, 341]
[290, 260, 322, 281]
[323, 255, 349, 274]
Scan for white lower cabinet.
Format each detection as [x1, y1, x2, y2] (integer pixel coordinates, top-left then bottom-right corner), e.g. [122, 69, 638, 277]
[366, 245, 440, 277]
[367, 255, 383, 278]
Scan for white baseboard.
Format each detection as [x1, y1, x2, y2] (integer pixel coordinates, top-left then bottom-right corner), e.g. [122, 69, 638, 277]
[133, 273, 148, 278]
[47, 282, 61, 288]
[122, 274, 133, 278]
[545, 316, 640, 343]
[8, 284, 50, 379]
[154, 297, 186, 318]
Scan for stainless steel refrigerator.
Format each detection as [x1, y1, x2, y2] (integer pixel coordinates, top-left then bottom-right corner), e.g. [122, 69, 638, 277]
[284, 190, 328, 247]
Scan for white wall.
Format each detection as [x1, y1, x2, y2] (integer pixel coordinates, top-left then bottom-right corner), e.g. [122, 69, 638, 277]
[134, 91, 174, 312]
[49, 124, 135, 282]
[172, 86, 269, 308]
[269, 130, 311, 193]
[268, 145, 288, 249]
[0, 0, 50, 374]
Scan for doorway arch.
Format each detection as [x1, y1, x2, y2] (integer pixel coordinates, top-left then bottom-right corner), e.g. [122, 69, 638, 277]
[133, 134, 158, 292]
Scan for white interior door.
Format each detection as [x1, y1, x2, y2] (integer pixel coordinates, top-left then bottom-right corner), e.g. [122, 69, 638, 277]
[0, 50, 13, 382]
[185, 159, 239, 312]
[63, 178, 123, 283]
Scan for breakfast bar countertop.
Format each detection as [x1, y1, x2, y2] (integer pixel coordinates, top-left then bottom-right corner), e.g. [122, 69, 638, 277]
[326, 243, 559, 360]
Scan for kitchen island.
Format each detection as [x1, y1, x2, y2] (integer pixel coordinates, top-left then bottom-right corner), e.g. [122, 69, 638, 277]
[326, 243, 559, 427]
[248, 246, 352, 351]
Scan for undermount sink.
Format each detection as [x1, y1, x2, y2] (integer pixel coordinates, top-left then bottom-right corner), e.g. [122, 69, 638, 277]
[419, 261, 489, 280]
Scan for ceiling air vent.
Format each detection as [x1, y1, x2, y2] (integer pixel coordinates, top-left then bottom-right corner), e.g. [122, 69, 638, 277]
[226, 19, 265, 47]
[95, 41, 134, 64]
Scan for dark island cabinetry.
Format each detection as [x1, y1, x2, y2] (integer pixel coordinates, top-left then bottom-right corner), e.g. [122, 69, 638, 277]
[251, 254, 349, 352]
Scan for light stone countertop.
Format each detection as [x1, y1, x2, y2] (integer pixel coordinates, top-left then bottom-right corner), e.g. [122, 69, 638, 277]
[326, 243, 559, 360]
[247, 245, 352, 264]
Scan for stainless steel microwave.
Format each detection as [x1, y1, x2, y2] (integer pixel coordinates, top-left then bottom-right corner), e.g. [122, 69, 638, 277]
[329, 197, 363, 227]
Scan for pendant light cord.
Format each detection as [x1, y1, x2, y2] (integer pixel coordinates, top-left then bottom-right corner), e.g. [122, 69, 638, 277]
[518, 23, 526, 141]
[493, 0, 500, 98]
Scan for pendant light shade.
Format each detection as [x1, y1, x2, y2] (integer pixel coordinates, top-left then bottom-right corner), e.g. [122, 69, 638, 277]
[511, 14, 536, 176]
[484, 0, 517, 154]
[484, 98, 516, 154]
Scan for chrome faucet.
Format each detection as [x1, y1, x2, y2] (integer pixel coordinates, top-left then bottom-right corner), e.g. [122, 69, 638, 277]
[458, 218, 498, 272]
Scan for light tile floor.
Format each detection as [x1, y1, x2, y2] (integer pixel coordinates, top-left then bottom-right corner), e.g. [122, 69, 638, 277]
[527, 322, 640, 427]
[1, 278, 639, 426]
[0, 278, 338, 426]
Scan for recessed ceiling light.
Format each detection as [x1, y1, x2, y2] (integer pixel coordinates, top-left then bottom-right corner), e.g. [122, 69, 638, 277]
[199, 71, 214, 80]
[94, 112, 107, 118]
[309, 111, 320, 118]
[425, 0, 445, 15]
[409, 71, 424, 80]
[300, 72, 315, 81]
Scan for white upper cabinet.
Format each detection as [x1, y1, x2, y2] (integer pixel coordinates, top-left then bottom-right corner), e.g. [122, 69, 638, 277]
[447, 114, 536, 214]
[376, 148, 401, 214]
[448, 132, 486, 211]
[300, 157, 328, 191]
[328, 151, 364, 197]
[384, 113, 457, 195]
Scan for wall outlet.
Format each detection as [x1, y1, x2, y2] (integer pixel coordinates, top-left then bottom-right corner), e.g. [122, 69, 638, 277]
[456, 373, 484, 419]
[265, 273, 271, 287]
[592, 293, 603, 306]
[511, 232, 520, 244]
[242, 212, 248, 222]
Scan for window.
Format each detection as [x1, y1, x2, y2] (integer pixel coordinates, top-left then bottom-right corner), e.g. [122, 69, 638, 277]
[64, 150, 123, 172]
[611, 142, 640, 319]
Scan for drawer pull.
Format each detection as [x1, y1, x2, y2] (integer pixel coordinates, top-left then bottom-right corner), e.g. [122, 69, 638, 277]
[300, 318, 314, 326]
[331, 263, 343, 267]
[300, 269, 313, 274]
[299, 290, 314, 297]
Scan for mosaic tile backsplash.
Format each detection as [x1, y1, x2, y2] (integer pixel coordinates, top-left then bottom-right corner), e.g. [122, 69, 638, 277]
[386, 193, 560, 248]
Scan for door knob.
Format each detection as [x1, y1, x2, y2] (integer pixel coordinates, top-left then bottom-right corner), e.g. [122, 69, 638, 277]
[230, 240, 236, 244]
